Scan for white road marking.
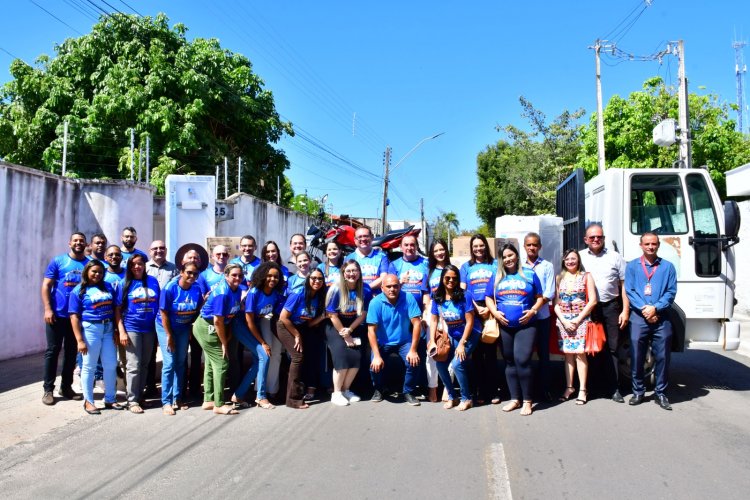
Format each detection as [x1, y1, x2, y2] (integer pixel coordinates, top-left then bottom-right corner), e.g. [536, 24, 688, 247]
[486, 442, 513, 500]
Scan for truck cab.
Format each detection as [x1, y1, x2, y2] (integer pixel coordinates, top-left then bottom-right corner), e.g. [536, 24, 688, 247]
[557, 167, 741, 350]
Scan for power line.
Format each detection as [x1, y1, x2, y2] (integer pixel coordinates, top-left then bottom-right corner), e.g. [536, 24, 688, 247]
[29, 0, 84, 35]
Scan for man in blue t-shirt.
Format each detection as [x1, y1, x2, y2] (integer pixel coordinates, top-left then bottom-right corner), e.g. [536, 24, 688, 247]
[230, 235, 261, 282]
[41, 232, 88, 405]
[347, 226, 392, 294]
[120, 226, 148, 264]
[366, 274, 422, 406]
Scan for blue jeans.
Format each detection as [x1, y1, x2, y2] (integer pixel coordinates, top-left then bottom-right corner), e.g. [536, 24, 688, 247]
[234, 318, 269, 400]
[630, 312, 672, 396]
[155, 321, 191, 406]
[370, 342, 419, 395]
[436, 331, 480, 402]
[81, 320, 118, 404]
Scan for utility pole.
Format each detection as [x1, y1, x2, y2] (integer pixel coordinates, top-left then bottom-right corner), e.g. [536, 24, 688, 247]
[215, 165, 219, 198]
[224, 157, 228, 198]
[237, 157, 242, 194]
[676, 40, 691, 168]
[145, 136, 150, 184]
[420, 197, 426, 250]
[380, 146, 391, 235]
[733, 40, 748, 134]
[62, 120, 68, 176]
[277, 176, 280, 205]
[129, 128, 134, 181]
[589, 39, 613, 174]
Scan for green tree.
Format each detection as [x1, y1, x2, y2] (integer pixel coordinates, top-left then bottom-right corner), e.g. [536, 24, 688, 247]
[475, 97, 584, 227]
[433, 210, 460, 249]
[576, 77, 750, 195]
[290, 193, 321, 217]
[0, 13, 293, 198]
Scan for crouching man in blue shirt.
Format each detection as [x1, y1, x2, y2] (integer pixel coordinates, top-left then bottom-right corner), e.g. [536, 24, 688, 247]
[625, 232, 677, 411]
[367, 274, 422, 405]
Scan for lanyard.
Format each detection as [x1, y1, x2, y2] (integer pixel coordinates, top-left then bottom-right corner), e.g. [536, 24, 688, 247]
[640, 256, 658, 282]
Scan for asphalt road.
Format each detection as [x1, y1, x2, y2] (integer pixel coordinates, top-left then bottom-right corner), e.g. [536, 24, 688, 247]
[2, 347, 750, 499]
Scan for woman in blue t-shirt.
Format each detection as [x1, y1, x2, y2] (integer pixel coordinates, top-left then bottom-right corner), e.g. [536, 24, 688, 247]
[277, 268, 328, 409]
[428, 264, 480, 411]
[233, 261, 285, 410]
[286, 251, 312, 295]
[459, 234, 500, 406]
[325, 259, 372, 407]
[69, 260, 121, 414]
[115, 254, 160, 414]
[260, 240, 291, 280]
[318, 241, 343, 286]
[486, 244, 545, 416]
[422, 238, 450, 403]
[155, 263, 203, 415]
[193, 263, 244, 415]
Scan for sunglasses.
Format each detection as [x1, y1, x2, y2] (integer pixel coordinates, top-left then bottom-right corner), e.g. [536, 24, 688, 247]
[443, 276, 459, 282]
[309, 277, 324, 282]
[184, 271, 198, 276]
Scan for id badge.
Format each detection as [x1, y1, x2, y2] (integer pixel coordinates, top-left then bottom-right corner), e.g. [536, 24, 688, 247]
[644, 283, 652, 296]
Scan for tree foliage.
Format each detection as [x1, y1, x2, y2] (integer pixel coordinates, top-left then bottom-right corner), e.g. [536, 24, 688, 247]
[289, 193, 322, 217]
[576, 77, 750, 195]
[432, 210, 460, 247]
[0, 13, 293, 199]
[475, 97, 584, 227]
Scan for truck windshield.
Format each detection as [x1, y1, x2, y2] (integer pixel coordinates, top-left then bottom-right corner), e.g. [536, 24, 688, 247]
[630, 174, 688, 235]
[686, 173, 720, 277]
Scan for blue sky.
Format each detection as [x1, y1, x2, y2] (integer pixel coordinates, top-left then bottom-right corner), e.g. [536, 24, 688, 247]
[2, 0, 749, 230]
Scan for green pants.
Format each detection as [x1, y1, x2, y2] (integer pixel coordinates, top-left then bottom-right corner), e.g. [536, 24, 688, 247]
[193, 317, 228, 406]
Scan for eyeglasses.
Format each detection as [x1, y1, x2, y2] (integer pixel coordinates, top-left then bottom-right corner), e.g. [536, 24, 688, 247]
[587, 235, 604, 240]
[184, 271, 197, 276]
[355, 235, 372, 240]
[309, 277, 324, 282]
[151, 246, 166, 251]
[443, 276, 458, 282]
[106, 253, 122, 258]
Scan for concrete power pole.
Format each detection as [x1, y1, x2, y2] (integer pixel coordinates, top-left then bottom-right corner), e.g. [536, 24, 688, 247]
[420, 197, 426, 250]
[145, 136, 150, 184]
[62, 120, 68, 176]
[129, 128, 134, 181]
[380, 146, 391, 236]
[224, 157, 228, 199]
[676, 40, 691, 168]
[237, 157, 242, 194]
[595, 40, 606, 174]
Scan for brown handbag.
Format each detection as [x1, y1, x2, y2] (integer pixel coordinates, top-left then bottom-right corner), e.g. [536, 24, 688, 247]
[481, 317, 500, 344]
[433, 316, 451, 362]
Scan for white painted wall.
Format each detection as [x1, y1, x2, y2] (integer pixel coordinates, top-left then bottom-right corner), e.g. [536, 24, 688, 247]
[216, 192, 313, 264]
[0, 161, 154, 360]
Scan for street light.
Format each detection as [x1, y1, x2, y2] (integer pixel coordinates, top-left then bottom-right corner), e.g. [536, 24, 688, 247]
[380, 132, 445, 234]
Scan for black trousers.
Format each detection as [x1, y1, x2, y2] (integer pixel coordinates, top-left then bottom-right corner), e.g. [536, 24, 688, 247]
[43, 317, 78, 392]
[588, 299, 625, 395]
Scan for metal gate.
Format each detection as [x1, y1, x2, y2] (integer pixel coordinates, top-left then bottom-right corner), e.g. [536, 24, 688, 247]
[555, 168, 586, 251]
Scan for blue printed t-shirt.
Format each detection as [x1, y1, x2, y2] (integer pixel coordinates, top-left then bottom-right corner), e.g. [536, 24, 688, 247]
[121, 248, 148, 265]
[485, 268, 542, 328]
[198, 267, 226, 295]
[157, 279, 203, 328]
[200, 279, 242, 325]
[460, 261, 497, 302]
[392, 256, 428, 306]
[230, 255, 261, 282]
[68, 282, 115, 322]
[45, 254, 89, 318]
[245, 286, 284, 320]
[116, 276, 160, 333]
[347, 249, 392, 291]
[318, 262, 341, 287]
[422, 267, 444, 299]
[366, 291, 421, 346]
[283, 292, 321, 325]
[431, 295, 478, 339]
[286, 274, 306, 296]
[326, 283, 373, 319]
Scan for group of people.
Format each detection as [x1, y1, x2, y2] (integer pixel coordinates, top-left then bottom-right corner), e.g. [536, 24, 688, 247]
[41, 222, 678, 417]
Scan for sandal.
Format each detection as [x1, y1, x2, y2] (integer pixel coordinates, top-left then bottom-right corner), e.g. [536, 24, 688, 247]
[231, 397, 251, 409]
[174, 400, 189, 411]
[560, 386, 576, 402]
[213, 404, 239, 415]
[457, 400, 473, 412]
[255, 399, 275, 410]
[128, 403, 144, 414]
[502, 400, 522, 412]
[576, 390, 588, 406]
[104, 402, 125, 411]
[443, 398, 459, 410]
[163, 404, 176, 416]
[83, 401, 101, 415]
[520, 401, 534, 416]
[201, 401, 215, 411]
[491, 397, 501, 405]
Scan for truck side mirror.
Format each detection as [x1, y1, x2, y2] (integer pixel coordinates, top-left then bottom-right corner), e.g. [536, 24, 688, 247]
[724, 201, 741, 239]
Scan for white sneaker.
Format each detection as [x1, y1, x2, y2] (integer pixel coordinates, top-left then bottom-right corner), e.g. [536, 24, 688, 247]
[343, 390, 361, 403]
[94, 380, 105, 394]
[331, 392, 349, 406]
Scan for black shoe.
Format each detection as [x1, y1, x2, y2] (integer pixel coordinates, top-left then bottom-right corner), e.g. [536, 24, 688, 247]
[42, 391, 55, 406]
[59, 386, 83, 401]
[104, 402, 125, 411]
[83, 402, 101, 415]
[612, 390, 625, 403]
[371, 390, 383, 403]
[628, 394, 644, 406]
[404, 393, 421, 406]
[654, 394, 672, 411]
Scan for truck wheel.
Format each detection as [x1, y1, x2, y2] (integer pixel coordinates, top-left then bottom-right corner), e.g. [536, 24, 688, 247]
[618, 338, 655, 390]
